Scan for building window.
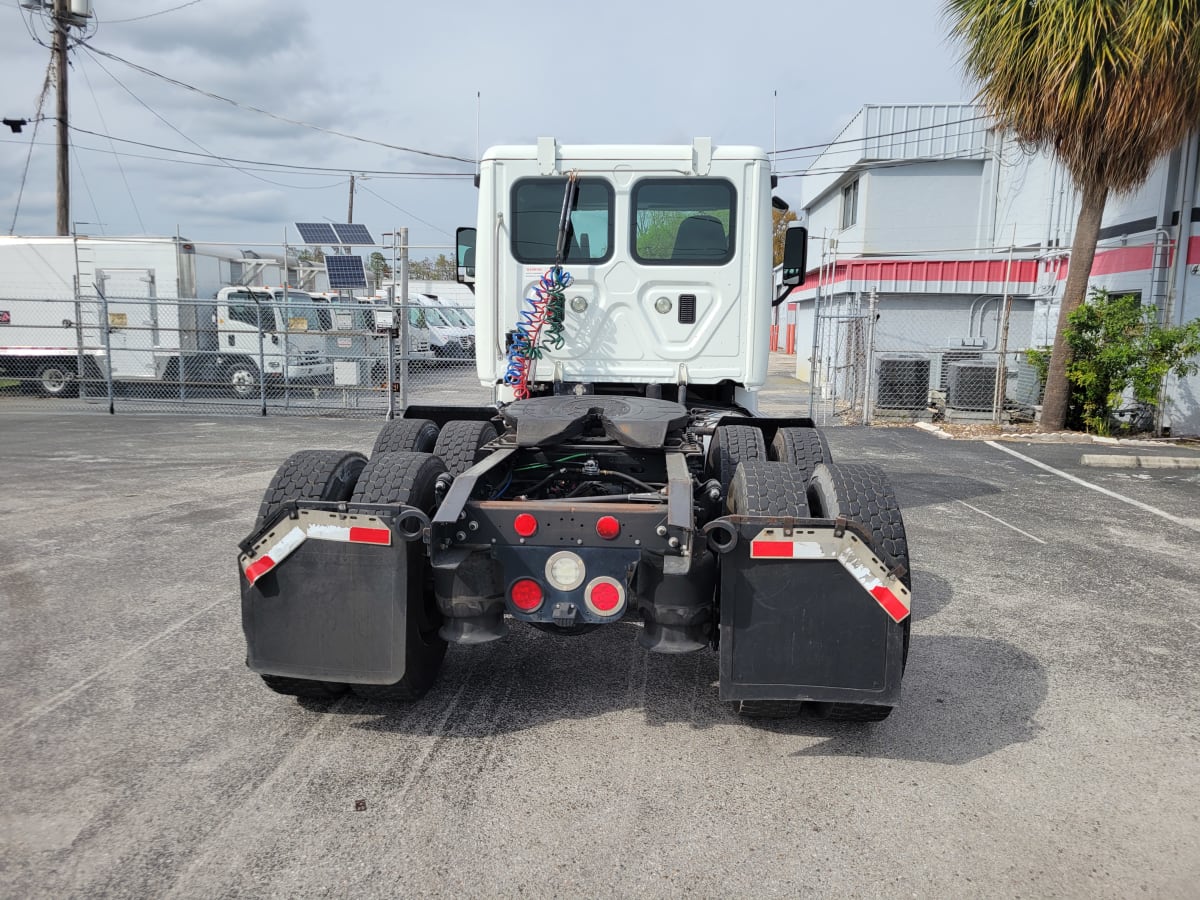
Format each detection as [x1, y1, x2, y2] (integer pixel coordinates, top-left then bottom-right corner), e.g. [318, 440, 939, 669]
[841, 178, 859, 229]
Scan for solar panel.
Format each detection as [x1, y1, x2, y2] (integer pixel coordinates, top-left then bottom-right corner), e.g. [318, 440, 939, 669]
[325, 255, 367, 289]
[332, 223, 375, 245]
[295, 222, 337, 244]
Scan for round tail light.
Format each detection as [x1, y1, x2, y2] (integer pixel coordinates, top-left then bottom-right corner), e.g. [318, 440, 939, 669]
[513, 513, 538, 538]
[585, 577, 625, 616]
[510, 578, 544, 612]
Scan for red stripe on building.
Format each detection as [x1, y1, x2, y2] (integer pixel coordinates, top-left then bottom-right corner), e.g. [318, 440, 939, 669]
[787, 233, 1200, 297]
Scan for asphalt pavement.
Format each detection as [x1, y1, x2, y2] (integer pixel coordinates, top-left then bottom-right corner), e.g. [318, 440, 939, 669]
[1, 399, 1199, 898]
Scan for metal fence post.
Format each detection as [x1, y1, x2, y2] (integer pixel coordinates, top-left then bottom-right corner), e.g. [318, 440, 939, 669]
[862, 289, 878, 425]
[400, 227, 409, 413]
[255, 295, 267, 416]
[177, 297, 186, 404]
[96, 280, 115, 414]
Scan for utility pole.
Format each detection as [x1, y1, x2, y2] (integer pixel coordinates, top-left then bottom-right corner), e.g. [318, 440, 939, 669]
[53, 0, 70, 235]
[347, 174, 355, 224]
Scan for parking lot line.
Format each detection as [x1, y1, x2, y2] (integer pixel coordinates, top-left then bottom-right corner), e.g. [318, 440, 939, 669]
[954, 499, 1047, 544]
[986, 440, 1200, 533]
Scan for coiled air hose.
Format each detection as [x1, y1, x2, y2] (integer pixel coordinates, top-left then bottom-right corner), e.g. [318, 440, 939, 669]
[504, 172, 579, 400]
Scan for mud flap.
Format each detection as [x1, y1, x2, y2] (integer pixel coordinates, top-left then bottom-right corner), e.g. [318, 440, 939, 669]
[710, 518, 909, 706]
[238, 506, 426, 684]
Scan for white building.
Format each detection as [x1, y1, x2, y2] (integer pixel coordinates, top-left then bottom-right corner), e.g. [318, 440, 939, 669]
[785, 103, 1199, 433]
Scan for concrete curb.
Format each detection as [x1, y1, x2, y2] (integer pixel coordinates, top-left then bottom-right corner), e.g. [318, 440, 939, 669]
[912, 423, 1196, 449]
[1080, 454, 1200, 469]
[913, 421, 951, 439]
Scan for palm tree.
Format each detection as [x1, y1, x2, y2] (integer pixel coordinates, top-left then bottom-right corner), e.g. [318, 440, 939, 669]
[945, 0, 1200, 431]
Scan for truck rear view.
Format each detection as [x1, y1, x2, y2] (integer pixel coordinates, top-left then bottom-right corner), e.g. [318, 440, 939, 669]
[238, 139, 912, 721]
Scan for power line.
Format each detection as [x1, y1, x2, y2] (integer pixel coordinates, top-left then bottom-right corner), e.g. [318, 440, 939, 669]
[773, 114, 990, 160]
[79, 52, 144, 230]
[70, 139, 104, 233]
[51, 126, 475, 178]
[99, 0, 204, 24]
[10, 55, 55, 235]
[80, 49, 346, 192]
[355, 182, 453, 238]
[78, 41, 476, 164]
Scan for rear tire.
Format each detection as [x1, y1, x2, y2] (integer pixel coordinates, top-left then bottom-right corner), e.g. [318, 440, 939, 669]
[806, 462, 911, 723]
[709, 424, 766, 502]
[372, 418, 439, 456]
[260, 674, 348, 699]
[224, 360, 261, 399]
[348, 451, 448, 701]
[727, 460, 810, 720]
[30, 360, 78, 398]
[255, 449, 367, 532]
[433, 419, 498, 476]
[770, 426, 831, 482]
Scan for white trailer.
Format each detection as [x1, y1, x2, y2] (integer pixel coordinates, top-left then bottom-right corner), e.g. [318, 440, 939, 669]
[0, 236, 330, 396]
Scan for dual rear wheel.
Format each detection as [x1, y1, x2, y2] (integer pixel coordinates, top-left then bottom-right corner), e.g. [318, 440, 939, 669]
[713, 425, 910, 723]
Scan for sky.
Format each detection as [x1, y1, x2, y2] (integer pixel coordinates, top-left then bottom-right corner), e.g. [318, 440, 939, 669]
[1, 0, 969, 259]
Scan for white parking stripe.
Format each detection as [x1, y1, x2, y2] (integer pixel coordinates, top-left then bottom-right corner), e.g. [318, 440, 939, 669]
[954, 499, 1047, 544]
[986, 441, 1200, 534]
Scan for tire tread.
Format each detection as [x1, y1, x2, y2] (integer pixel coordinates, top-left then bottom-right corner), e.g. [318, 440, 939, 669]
[371, 419, 439, 456]
[432, 420, 499, 476]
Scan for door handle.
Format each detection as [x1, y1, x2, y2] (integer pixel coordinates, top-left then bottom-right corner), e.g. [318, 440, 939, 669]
[228, 334, 235, 347]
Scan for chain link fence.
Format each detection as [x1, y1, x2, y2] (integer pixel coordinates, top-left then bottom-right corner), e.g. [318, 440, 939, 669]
[0, 292, 489, 417]
[809, 291, 1045, 426]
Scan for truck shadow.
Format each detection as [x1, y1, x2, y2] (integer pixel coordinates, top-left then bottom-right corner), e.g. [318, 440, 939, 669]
[307, 625, 1043, 766]
[910, 568, 952, 622]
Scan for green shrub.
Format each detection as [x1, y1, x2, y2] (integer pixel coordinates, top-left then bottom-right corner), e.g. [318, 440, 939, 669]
[1062, 290, 1200, 435]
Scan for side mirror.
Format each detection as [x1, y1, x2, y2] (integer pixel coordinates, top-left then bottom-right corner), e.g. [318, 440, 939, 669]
[456, 226, 476, 285]
[781, 225, 808, 286]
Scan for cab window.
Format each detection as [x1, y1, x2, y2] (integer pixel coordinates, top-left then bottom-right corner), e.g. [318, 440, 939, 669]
[511, 177, 614, 264]
[227, 292, 274, 332]
[631, 178, 736, 265]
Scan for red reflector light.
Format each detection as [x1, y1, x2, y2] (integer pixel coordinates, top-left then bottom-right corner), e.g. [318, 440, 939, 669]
[510, 578, 544, 612]
[513, 513, 538, 538]
[595, 515, 620, 540]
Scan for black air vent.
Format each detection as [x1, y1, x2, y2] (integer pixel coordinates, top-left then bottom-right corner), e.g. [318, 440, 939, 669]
[678, 294, 696, 324]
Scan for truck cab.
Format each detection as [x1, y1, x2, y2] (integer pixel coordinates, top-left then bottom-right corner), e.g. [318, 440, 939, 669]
[459, 138, 776, 407]
[216, 287, 332, 394]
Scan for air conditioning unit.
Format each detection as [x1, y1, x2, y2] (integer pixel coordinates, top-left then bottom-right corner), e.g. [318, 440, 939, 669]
[1011, 357, 1044, 407]
[939, 351, 981, 390]
[874, 354, 931, 411]
[946, 360, 998, 411]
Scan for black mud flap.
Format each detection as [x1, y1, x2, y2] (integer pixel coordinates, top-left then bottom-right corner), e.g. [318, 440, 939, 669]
[710, 517, 909, 706]
[238, 505, 427, 684]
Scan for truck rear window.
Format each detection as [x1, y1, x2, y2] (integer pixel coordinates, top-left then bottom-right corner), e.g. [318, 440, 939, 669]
[631, 179, 736, 265]
[511, 178, 613, 264]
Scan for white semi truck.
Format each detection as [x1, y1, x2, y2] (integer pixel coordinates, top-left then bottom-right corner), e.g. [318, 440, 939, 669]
[239, 140, 913, 721]
[0, 236, 330, 397]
